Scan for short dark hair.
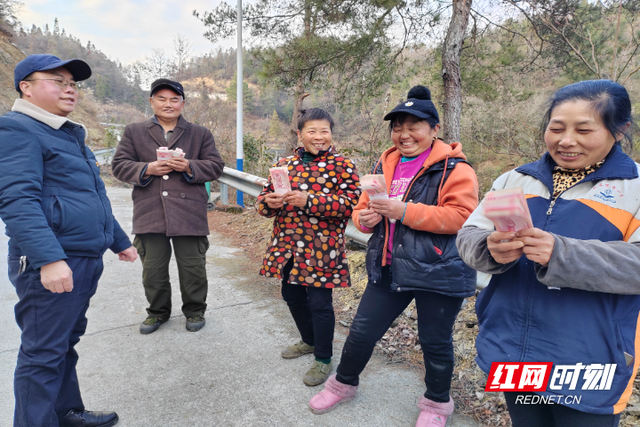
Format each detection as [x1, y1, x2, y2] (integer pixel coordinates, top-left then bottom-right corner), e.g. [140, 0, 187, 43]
[542, 80, 633, 147]
[297, 108, 335, 132]
[17, 72, 34, 98]
[388, 112, 439, 134]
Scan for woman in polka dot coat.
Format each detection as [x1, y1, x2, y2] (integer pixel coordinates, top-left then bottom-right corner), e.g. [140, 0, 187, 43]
[257, 108, 361, 387]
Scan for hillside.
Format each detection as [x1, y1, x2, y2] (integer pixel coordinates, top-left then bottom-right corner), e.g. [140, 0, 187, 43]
[0, 34, 107, 147]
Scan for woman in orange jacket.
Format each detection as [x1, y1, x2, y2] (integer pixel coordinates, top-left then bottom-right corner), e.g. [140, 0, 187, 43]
[309, 86, 478, 427]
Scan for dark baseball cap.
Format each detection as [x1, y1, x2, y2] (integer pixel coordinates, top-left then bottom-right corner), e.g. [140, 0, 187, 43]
[383, 85, 439, 124]
[14, 54, 92, 92]
[150, 79, 185, 99]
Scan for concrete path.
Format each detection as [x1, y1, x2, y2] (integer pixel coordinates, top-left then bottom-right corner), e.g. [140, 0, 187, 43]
[0, 187, 481, 427]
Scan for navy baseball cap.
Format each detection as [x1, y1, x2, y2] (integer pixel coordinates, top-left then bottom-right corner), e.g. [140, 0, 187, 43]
[150, 79, 185, 98]
[14, 54, 92, 92]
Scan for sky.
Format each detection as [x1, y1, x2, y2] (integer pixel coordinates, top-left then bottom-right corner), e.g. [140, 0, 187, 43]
[17, 0, 239, 66]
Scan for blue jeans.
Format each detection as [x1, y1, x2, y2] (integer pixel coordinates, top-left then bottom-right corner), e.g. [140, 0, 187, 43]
[336, 266, 463, 402]
[9, 255, 103, 427]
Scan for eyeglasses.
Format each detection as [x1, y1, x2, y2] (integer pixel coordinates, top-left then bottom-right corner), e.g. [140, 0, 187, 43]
[23, 79, 79, 91]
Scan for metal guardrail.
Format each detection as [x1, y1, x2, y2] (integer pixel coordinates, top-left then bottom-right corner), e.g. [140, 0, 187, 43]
[217, 167, 490, 290]
[91, 157, 488, 289]
[93, 147, 115, 166]
[218, 167, 268, 198]
[218, 167, 373, 246]
[93, 148, 115, 155]
[87, 156, 489, 289]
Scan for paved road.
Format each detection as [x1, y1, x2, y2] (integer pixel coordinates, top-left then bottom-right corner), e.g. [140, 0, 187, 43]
[0, 187, 481, 427]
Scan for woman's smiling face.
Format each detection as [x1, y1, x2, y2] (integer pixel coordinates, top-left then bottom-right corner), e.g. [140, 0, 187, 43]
[544, 99, 616, 169]
[391, 115, 439, 157]
[297, 119, 332, 155]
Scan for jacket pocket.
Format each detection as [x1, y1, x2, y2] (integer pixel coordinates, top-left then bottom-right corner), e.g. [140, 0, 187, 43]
[50, 196, 63, 235]
[615, 321, 634, 369]
[414, 232, 441, 265]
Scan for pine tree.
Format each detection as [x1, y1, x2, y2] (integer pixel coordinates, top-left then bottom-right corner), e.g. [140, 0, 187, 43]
[95, 75, 112, 100]
[225, 74, 254, 111]
[195, 0, 402, 153]
[268, 110, 280, 140]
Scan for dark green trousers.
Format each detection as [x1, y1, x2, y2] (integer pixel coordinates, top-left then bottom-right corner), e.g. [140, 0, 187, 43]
[133, 234, 209, 320]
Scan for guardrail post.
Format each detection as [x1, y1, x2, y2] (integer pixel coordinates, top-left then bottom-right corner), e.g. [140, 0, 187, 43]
[220, 183, 229, 205]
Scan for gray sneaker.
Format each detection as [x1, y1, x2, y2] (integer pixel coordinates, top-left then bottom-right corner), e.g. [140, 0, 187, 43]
[281, 340, 315, 359]
[140, 317, 167, 335]
[303, 360, 333, 386]
[186, 315, 206, 332]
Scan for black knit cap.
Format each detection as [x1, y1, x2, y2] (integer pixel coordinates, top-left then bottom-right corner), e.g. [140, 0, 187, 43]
[383, 85, 439, 123]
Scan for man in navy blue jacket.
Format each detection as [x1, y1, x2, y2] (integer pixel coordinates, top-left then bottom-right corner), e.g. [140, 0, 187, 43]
[0, 54, 137, 427]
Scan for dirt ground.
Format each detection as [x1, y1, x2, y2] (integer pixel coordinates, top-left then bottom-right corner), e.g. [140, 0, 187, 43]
[207, 206, 640, 427]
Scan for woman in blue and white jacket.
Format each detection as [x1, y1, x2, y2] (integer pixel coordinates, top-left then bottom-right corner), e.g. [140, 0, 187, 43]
[457, 80, 640, 427]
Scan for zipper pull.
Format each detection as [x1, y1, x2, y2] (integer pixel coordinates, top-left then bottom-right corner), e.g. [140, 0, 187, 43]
[18, 256, 27, 275]
[546, 200, 556, 215]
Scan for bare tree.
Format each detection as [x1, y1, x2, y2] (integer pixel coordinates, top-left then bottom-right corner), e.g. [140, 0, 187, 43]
[0, 0, 20, 26]
[498, 0, 640, 83]
[129, 48, 177, 90]
[441, 0, 473, 144]
[195, 0, 409, 154]
[173, 34, 192, 81]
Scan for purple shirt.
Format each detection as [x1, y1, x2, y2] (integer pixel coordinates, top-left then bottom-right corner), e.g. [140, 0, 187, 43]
[387, 147, 432, 264]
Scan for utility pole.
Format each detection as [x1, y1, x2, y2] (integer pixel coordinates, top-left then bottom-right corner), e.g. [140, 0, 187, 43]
[236, 0, 244, 206]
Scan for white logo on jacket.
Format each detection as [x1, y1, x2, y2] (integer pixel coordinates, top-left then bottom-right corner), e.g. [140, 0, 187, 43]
[591, 182, 623, 204]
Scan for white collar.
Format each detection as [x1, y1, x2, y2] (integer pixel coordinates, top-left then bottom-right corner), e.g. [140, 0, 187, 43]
[12, 99, 86, 131]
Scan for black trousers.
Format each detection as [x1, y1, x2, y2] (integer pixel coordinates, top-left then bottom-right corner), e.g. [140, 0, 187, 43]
[504, 392, 621, 427]
[336, 266, 463, 402]
[281, 258, 335, 359]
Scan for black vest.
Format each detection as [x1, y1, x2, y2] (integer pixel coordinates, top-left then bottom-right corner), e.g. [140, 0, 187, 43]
[365, 157, 476, 297]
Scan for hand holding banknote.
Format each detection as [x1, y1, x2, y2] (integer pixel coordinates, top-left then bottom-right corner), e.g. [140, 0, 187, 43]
[368, 198, 406, 221]
[359, 208, 382, 229]
[487, 231, 524, 264]
[264, 192, 284, 209]
[487, 228, 555, 266]
[515, 228, 555, 266]
[283, 190, 309, 208]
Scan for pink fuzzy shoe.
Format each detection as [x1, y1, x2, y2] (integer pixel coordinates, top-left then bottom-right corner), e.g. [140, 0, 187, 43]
[415, 395, 454, 427]
[309, 375, 358, 414]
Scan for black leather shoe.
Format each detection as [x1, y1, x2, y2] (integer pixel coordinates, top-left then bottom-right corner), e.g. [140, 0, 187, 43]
[60, 409, 119, 427]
